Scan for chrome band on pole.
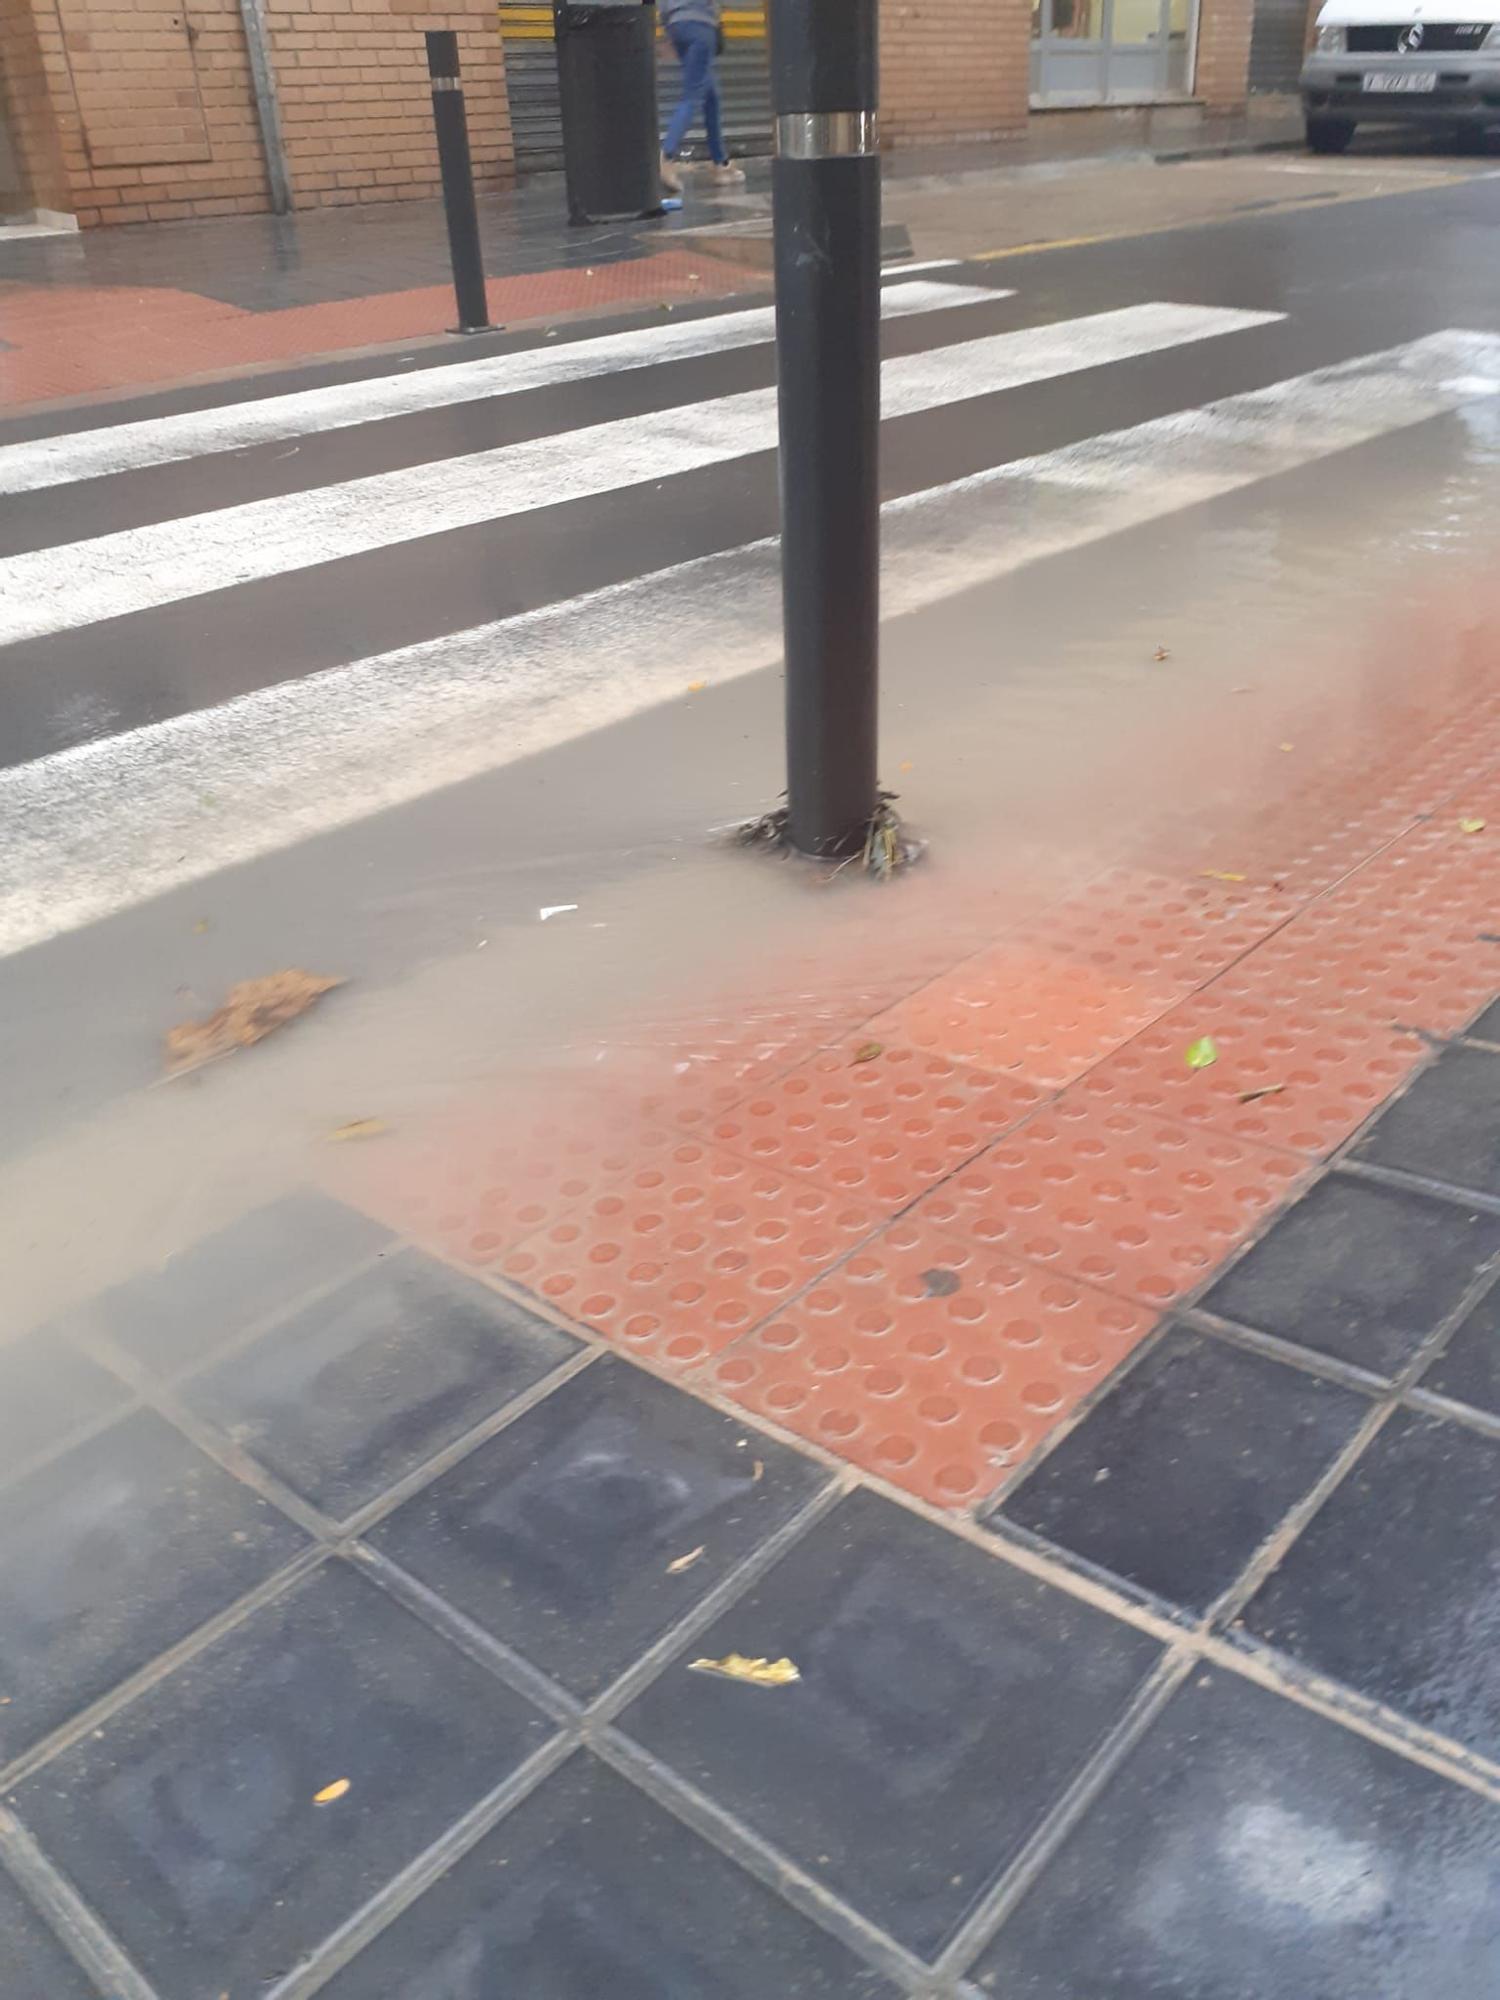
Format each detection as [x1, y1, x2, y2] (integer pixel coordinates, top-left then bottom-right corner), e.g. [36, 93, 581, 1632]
[775, 110, 880, 159]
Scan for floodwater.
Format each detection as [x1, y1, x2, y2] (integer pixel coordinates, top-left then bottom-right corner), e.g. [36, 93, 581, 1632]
[8, 386, 1500, 1334]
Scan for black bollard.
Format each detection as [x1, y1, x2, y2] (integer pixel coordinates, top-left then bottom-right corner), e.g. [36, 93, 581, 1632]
[768, 0, 881, 859]
[425, 31, 493, 335]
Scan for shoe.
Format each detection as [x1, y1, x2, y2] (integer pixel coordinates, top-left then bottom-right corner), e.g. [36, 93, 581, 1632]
[708, 160, 746, 185]
[659, 152, 683, 194]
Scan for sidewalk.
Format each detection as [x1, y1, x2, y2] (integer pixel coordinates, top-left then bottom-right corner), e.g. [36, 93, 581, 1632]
[0, 103, 1320, 411]
[5, 607, 1500, 1993]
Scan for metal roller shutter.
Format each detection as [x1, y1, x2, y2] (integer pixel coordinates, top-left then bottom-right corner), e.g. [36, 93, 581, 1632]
[498, 2, 771, 174]
[1249, 0, 1310, 91]
[498, 4, 566, 171]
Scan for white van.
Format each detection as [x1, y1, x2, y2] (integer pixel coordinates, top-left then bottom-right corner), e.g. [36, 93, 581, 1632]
[1300, 0, 1500, 151]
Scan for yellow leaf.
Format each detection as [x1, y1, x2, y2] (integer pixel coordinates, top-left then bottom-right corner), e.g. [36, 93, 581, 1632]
[1279, 743, 1294, 753]
[899, 760, 914, 773]
[687, 680, 707, 694]
[313, 1779, 350, 1805]
[1460, 817, 1487, 835]
[690, 1653, 800, 1688]
[1200, 869, 1246, 883]
[327, 1118, 388, 1142]
[851, 1041, 883, 1065]
[667, 1545, 705, 1575]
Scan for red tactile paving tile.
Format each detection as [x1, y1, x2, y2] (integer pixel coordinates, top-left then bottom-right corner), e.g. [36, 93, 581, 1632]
[1202, 811, 1414, 900]
[710, 1214, 1149, 1509]
[916, 1095, 1308, 1308]
[861, 940, 1183, 1091]
[0, 252, 765, 407]
[1074, 995, 1426, 1159]
[497, 1137, 882, 1372]
[329, 1090, 663, 1270]
[1024, 867, 1290, 989]
[703, 1040, 1046, 1211]
[1224, 925, 1500, 1040]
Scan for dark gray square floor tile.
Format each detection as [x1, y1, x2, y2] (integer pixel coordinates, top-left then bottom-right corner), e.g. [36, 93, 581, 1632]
[371, 1357, 828, 1696]
[1421, 1282, 1500, 1416]
[0, 1331, 132, 1479]
[0, 1409, 307, 1760]
[179, 1251, 579, 1519]
[1201, 1174, 1500, 1377]
[1239, 1407, 1500, 1758]
[1465, 993, 1500, 1044]
[993, 1327, 1370, 1614]
[10, 1563, 553, 2000]
[321, 1751, 896, 1998]
[972, 1668, 1500, 1996]
[620, 1489, 1161, 1961]
[64, 1194, 393, 1377]
[1354, 1045, 1500, 1198]
[0, 1871, 102, 1999]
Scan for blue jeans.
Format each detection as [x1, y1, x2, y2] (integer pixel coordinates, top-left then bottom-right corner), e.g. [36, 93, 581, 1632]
[663, 19, 726, 163]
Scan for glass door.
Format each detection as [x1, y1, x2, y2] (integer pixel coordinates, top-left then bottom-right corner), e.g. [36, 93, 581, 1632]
[1031, 0, 1192, 103]
[1106, 0, 1171, 99]
[1031, 0, 1109, 105]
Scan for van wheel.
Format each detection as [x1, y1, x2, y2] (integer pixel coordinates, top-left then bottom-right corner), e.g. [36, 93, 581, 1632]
[1306, 114, 1355, 153]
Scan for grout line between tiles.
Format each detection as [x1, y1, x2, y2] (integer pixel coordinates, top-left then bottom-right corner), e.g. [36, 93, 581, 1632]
[349, 1546, 583, 1724]
[1177, 1304, 1392, 1395]
[1196, 1627, 1500, 1804]
[1205, 1244, 1500, 1635]
[593, 1726, 937, 1993]
[585, 1473, 854, 1724]
[279, 1476, 861, 1995]
[825, 1418, 1500, 1801]
[0, 1393, 147, 1502]
[1402, 1382, 1500, 1438]
[984, 1312, 1185, 1511]
[1336, 1153, 1500, 1217]
[931, 1647, 1195, 1979]
[0, 1809, 161, 2000]
[58, 1227, 401, 1399]
[0, 1543, 329, 1796]
[332, 1345, 603, 1539]
[265, 1734, 579, 2000]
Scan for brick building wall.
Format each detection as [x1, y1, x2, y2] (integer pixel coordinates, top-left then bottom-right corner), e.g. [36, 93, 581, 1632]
[1194, 0, 1255, 107]
[881, 0, 1029, 145]
[32, 0, 275, 225]
[0, 0, 74, 211]
[1, 0, 512, 223]
[268, 1, 509, 209]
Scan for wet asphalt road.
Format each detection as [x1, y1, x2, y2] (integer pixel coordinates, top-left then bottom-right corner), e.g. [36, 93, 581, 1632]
[3, 153, 1500, 1211]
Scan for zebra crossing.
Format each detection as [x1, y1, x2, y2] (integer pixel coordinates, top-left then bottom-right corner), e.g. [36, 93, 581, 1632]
[2, 270, 1498, 963]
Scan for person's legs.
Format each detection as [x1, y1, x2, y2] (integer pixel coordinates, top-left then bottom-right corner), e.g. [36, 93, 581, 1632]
[662, 22, 714, 159]
[702, 58, 727, 165]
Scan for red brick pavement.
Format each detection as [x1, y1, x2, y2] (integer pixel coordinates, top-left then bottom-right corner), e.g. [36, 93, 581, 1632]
[0, 249, 765, 408]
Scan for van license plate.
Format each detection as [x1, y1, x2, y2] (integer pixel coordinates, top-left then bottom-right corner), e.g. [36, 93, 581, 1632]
[1364, 69, 1437, 90]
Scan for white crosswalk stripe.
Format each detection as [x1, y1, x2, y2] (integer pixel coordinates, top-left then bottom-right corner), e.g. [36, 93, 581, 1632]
[0, 302, 1279, 644]
[4, 326, 1495, 962]
[0, 277, 1003, 496]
